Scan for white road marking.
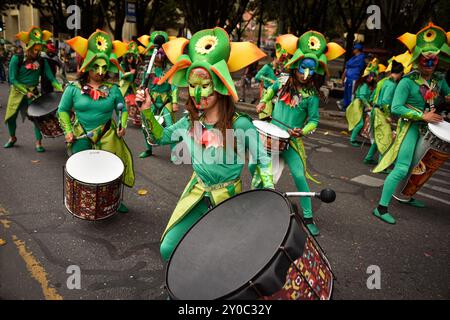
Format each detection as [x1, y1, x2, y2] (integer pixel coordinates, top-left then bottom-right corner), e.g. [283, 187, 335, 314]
[350, 175, 385, 187]
[429, 177, 450, 185]
[423, 184, 450, 195]
[417, 191, 450, 206]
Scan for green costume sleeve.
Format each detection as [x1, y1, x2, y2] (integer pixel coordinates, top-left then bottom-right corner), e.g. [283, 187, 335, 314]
[42, 59, 62, 91]
[9, 55, 28, 95]
[380, 81, 395, 116]
[302, 95, 320, 135]
[356, 83, 372, 108]
[260, 80, 279, 104]
[235, 115, 274, 189]
[391, 78, 423, 121]
[57, 85, 75, 134]
[141, 109, 186, 145]
[171, 86, 179, 104]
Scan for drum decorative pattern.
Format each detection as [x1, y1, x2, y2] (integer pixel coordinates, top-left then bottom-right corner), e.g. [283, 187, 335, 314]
[361, 113, 371, 140]
[33, 114, 65, 138]
[257, 131, 289, 154]
[64, 172, 123, 220]
[263, 237, 333, 300]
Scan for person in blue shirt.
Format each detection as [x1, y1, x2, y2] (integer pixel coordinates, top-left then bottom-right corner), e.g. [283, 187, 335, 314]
[340, 43, 366, 110]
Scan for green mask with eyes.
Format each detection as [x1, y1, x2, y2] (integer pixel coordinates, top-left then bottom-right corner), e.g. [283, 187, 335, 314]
[90, 58, 108, 76]
[188, 67, 214, 106]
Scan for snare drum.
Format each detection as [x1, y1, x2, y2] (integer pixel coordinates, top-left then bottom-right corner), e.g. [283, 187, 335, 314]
[394, 121, 450, 201]
[27, 92, 64, 138]
[64, 150, 124, 220]
[253, 120, 290, 154]
[166, 189, 333, 300]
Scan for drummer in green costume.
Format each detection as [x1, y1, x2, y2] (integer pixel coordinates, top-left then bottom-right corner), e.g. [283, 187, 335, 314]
[58, 29, 134, 213]
[137, 31, 179, 159]
[345, 58, 385, 147]
[254, 30, 345, 236]
[136, 27, 273, 261]
[363, 53, 412, 167]
[119, 41, 141, 98]
[4, 26, 63, 152]
[372, 22, 450, 224]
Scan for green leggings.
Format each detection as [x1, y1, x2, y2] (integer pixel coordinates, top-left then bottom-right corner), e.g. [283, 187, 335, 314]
[160, 198, 209, 261]
[364, 142, 380, 161]
[249, 146, 313, 219]
[6, 109, 42, 140]
[350, 117, 364, 142]
[379, 124, 420, 207]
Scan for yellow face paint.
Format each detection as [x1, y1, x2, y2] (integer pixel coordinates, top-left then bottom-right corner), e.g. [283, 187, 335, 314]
[90, 58, 108, 76]
[188, 68, 214, 109]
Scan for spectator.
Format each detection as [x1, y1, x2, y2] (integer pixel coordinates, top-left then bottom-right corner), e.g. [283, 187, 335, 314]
[41, 41, 65, 94]
[0, 44, 6, 83]
[338, 43, 366, 110]
[239, 61, 258, 103]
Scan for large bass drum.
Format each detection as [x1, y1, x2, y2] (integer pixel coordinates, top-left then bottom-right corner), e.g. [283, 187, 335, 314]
[394, 121, 450, 202]
[27, 92, 64, 138]
[166, 189, 333, 300]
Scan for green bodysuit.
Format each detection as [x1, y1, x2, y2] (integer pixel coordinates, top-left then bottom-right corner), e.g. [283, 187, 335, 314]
[57, 82, 135, 187]
[5, 54, 61, 140]
[364, 77, 397, 162]
[374, 71, 450, 207]
[140, 108, 274, 261]
[345, 82, 373, 143]
[251, 79, 320, 220]
[254, 64, 278, 120]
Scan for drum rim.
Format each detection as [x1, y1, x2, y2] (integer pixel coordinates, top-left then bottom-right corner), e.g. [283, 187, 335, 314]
[165, 188, 300, 300]
[65, 149, 125, 184]
[253, 120, 291, 139]
[428, 121, 450, 143]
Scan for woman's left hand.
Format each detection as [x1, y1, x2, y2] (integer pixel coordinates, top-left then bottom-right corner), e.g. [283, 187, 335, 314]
[117, 127, 126, 138]
[289, 128, 303, 138]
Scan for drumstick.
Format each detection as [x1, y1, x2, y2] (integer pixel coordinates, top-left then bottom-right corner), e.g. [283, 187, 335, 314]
[259, 110, 294, 130]
[285, 189, 336, 203]
[116, 102, 124, 130]
[75, 131, 94, 140]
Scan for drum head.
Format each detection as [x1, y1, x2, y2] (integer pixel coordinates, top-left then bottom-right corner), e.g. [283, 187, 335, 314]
[253, 120, 290, 139]
[166, 189, 293, 300]
[27, 92, 63, 117]
[65, 150, 124, 184]
[428, 121, 450, 143]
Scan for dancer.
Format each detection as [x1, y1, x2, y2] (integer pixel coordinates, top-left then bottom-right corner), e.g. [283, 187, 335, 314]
[255, 30, 345, 235]
[4, 27, 63, 151]
[136, 27, 273, 261]
[372, 22, 450, 224]
[58, 29, 134, 213]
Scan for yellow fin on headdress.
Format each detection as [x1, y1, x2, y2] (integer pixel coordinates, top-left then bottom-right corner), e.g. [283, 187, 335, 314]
[42, 30, 53, 41]
[16, 31, 30, 43]
[112, 40, 127, 58]
[378, 64, 386, 73]
[137, 35, 150, 48]
[276, 34, 298, 55]
[227, 42, 266, 73]
[397, 33, 417, 52]
[325, 42, 345, 61]
[168, 36, 177, 41]
[162, 37, 189, 65]
[447, 32, 450, 44]
[66, 36, 88, 58]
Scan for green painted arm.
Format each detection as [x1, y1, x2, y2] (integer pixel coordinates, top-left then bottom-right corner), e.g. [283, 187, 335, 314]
[301, 96, 320, 135]
[58, 111, 73, 134]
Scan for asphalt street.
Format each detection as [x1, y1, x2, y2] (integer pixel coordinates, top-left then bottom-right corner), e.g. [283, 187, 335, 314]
[0, 82, 449, 300]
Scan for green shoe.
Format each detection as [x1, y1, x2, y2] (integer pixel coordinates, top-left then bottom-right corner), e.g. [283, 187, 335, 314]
[117, 202, 129, 213]
[306, 223, 320, 236]
[4, 139, 17, 148]
[139, 150, 152, 158]
[35, 145, 45, 152]
[380, 168, 392, 174]
[373, 208, 396, 224]
[363, 158, 378, 165]
[350, 140, 362, 147]
[401, 198, 425, 208]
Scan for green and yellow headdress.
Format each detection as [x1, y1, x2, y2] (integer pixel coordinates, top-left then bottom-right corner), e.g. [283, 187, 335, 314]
[281, 30, 345, 75]
[362, 58, 386, 77]
[138, 31, 169, 56]
[385, 51, 412, 74]
[66, 29, 127, 73]
[16, 26, 52, 51]
[125, 41, 142, 58]
[398, 22, 450, 64]
[157, 27, 266, 101]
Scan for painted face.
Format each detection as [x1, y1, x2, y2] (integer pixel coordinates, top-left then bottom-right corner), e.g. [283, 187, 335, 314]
[188, 68, 215, 110]
[29, 44, 42, 59]
[419, 54, 438, 69]
[297, 58, 317, 80]
[90, 58, 108, 76]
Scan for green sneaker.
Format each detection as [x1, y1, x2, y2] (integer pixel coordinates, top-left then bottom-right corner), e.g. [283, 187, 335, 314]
[363, 158, 378, 165]
[4, 138, 17, 148]
[35, 145, 45, 152]
[401, 198, 425, 208]
[117, 202, 129, 213]
[350, 140, 362, 147]
[373, 208, 396, 224]
[306, 223, 320, 236]
[139, 150, 152, 158]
